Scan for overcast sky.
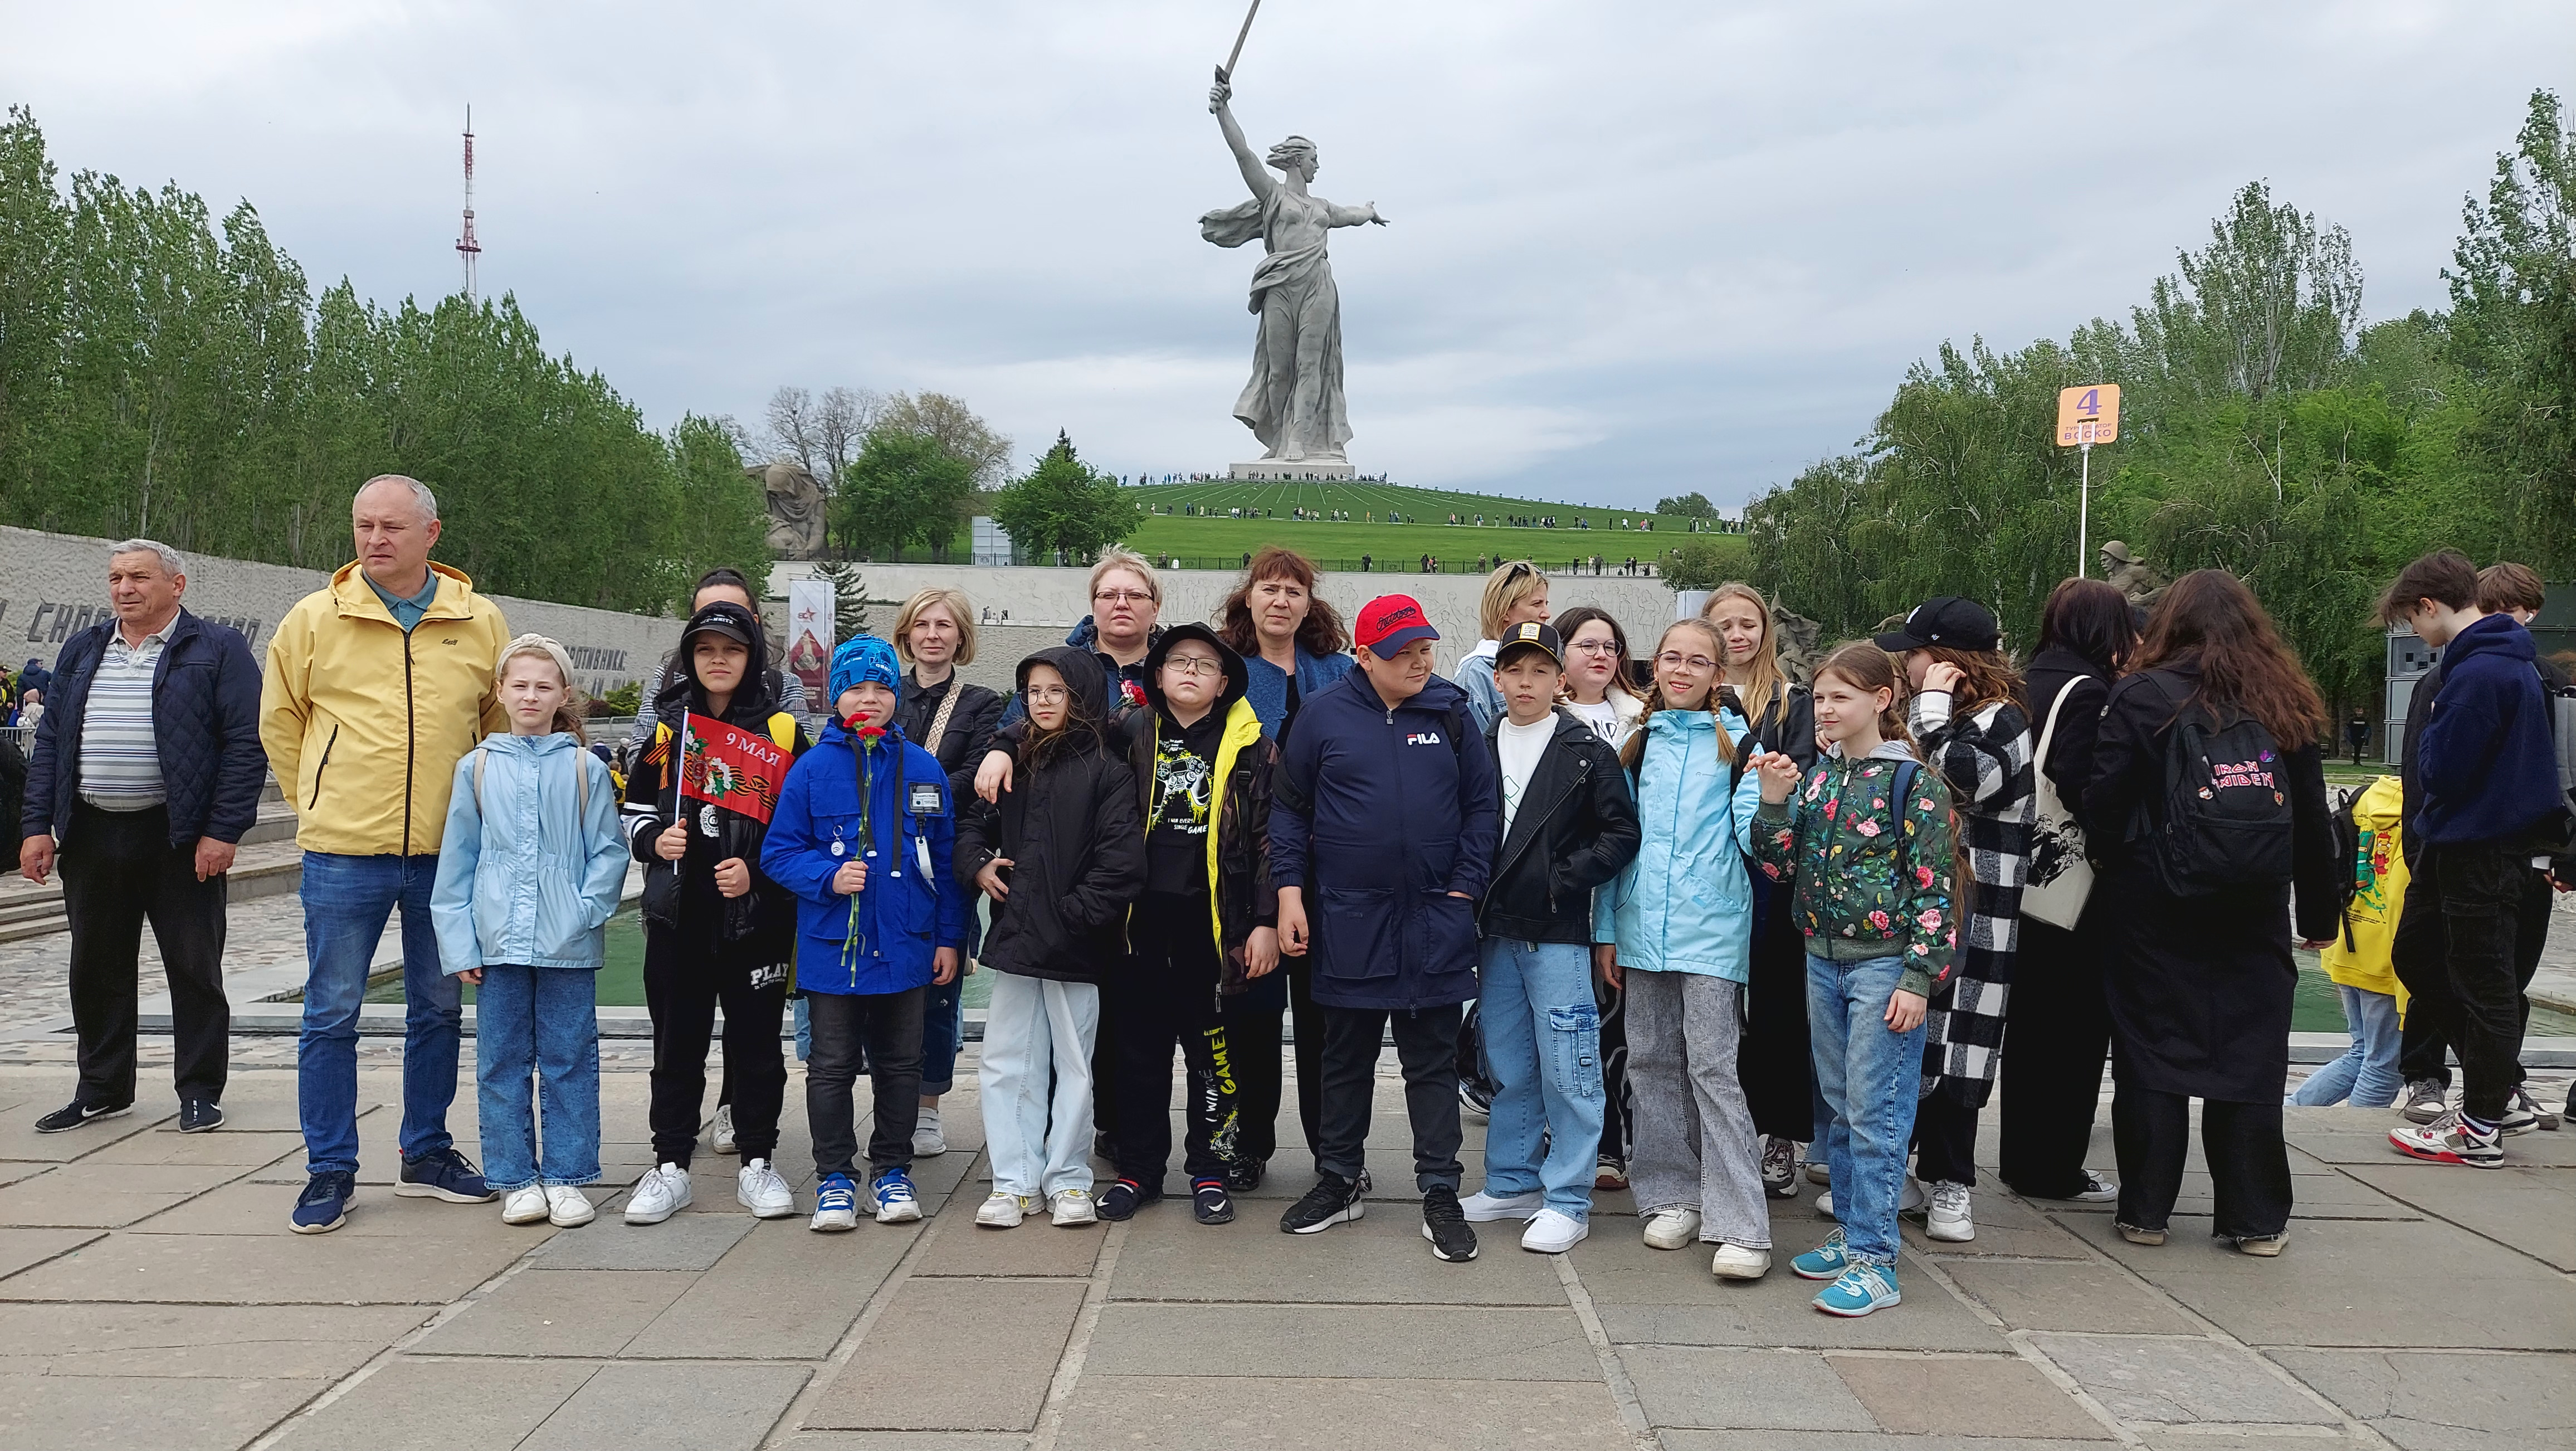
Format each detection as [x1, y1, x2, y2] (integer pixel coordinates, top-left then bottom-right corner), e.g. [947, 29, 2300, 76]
[5, 2, 2569, 509]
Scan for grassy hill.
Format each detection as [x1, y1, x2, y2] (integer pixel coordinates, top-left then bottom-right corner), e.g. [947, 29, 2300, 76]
[1121, 479, 1738, 577]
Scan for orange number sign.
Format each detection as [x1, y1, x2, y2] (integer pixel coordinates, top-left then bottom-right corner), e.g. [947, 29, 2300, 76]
[2056, 384, 2120, 445]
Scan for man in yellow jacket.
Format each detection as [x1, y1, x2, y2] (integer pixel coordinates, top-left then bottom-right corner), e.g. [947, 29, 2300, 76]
[262, 475, 511, 1234]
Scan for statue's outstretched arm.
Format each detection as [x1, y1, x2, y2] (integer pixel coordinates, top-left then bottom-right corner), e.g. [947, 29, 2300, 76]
[1325, 201, 1388, 227]
[1209, 81, 1274, 201]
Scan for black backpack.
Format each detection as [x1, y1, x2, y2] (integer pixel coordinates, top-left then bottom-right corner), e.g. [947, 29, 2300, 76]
[0, 731, 24, 868]
[2148, 705, 2294, 897]
[2328, 783, 2365, 949]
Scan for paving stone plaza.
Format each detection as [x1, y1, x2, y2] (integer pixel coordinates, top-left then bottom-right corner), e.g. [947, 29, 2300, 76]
[0, 1024, 2569, 1450]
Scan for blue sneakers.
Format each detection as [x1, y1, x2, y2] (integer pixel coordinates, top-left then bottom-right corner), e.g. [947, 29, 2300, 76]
[1812, 1263, 1902, 1317]
[871, 1169, 922, 1224]
[811, 1174, 860, 1233]
[1791, 1228, 1850, 1280]
[289, 1171, 357, 1234]
[397, 1148, 496, 1204]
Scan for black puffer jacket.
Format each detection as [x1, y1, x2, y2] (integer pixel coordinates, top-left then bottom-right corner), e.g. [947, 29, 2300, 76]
[955, 646, 1145, 983]
[1477, 709, 1641, 943]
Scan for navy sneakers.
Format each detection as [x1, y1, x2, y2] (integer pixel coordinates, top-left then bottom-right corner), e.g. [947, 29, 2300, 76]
[290, 1171, 358, 1234]
[33, 1099, 131, 1133]
[397, 1147, 496, 1202]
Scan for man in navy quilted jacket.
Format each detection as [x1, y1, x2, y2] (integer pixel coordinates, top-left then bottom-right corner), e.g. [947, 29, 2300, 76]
[19, 541, 264, 1136]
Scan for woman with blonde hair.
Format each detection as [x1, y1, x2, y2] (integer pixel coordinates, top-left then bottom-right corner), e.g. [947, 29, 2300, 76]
[1452, 560, 1552, 733]
[889, 587, 1007, 1158]
[1701, 583, 1823, 1198]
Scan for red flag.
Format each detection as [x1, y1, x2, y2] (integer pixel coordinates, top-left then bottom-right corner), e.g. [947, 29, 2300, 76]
[677, 711, 788, 826]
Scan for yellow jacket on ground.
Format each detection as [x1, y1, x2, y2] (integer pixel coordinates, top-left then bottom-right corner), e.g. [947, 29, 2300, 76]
[260, 561, 511, 857]
[2321, 775, 2409, 1010]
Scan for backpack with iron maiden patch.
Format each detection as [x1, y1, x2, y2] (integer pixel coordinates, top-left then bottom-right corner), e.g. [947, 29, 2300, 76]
[2150, 705, 2294, 897]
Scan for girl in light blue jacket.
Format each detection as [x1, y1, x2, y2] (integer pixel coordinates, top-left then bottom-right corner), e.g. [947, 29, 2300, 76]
[431, 635, 628, 1229]
[1594, 619, 1771, 1280]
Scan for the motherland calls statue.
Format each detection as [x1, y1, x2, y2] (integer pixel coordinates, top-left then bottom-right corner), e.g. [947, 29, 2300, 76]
[2099, 540, 2168, 607]
[1201, 77, 1385, 467]
[754, 461, 828, 561]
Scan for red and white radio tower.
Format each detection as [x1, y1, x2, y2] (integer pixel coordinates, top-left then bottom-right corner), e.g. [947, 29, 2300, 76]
[455, 107, 481, 304]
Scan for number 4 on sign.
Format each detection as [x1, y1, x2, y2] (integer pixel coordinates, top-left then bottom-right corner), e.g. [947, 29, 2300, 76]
[2056, 384, 2120, 446]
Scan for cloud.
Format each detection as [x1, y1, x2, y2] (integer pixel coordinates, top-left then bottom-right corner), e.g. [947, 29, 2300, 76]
[5, 0, 2567, 508]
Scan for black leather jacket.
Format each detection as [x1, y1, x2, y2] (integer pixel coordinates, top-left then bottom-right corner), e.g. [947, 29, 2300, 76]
[1476, 710, 1642, 944]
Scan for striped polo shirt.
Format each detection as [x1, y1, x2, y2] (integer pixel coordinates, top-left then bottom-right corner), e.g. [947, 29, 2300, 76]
[78, 626, 168, 811]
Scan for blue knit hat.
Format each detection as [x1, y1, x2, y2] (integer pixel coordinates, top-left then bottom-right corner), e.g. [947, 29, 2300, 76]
[828, 634, 901, 705]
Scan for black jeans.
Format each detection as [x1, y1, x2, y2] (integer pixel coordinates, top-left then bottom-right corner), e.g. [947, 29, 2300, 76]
[2393, 851, 2549, 1089]
[2428, 841, 2530, 1122]
[2111, 1085, 2291, 1239]
[1315, 1001, 1465, 1192]
[1236, 960, 1327, 1167]
[643, 912, 788, 1167]
[805, 986, 924, 1180]
[1106, 897, 1240, 1185]
[61, 804, 230, 1106]
[1739, 892, 1817, 1143]
[1910, 1092, 1980, 1188]
[1998, 916, 2112, 1198]
[1594, 966, 1636, 1165]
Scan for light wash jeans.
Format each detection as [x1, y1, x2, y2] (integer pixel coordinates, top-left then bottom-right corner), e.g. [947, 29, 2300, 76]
[2290, 985, 2403, 1108]
[298, 853, 458, 1176]
[472, 965, 602, 1190]
[1475, 938, 1605, 1217]
[979, 972, 1100, 1198]
[1807, 953, 1926, 1267]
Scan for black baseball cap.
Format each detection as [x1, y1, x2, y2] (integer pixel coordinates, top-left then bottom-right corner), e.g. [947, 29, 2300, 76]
[681, 600, 758, 647]
[1495, 621, 1564, 670]
[1874, 597, 1999, 653]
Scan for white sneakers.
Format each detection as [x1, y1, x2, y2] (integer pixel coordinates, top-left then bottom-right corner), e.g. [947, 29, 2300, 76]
[1710, 1243, 1771, 1279]
[1924, 1181, 1974, 1242]
[1816, 1176, 1928, 1219]
[626, 1163, 693, 1224]
[1518, 1207, 1587, 1253]
[1051, 1188, 1097, 1226]
[1641, 1208, 1702, 1250]
[506, 1185, 596, 1226]
[545, 1185, 596, 1227]
[913, 1106, 948, 1158]
[710, 1103, 737, 1155]
[738, 1159, 796, 1219]
[977, 1192, 1038, 1228]
[2066, 1169, 2120, 1204]
[1458, 1187, 1545, 1221]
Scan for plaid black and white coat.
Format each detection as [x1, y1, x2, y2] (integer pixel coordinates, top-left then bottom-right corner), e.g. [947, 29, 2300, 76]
[1907, 691, 2034, 1108]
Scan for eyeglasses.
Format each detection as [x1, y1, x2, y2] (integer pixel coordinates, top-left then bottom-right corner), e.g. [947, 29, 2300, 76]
[1025, 686, 1071, 704]
[1162, 656, 1224, 678]
[1656, 651, 1720, 674]
[1094, 589, 1154, 605]
[1569, 640, 1622, 656]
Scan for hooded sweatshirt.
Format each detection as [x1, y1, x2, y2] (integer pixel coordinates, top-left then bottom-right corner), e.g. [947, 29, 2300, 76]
[1749, 738, 1957, 1000]
[2417, 611, 2563, 846]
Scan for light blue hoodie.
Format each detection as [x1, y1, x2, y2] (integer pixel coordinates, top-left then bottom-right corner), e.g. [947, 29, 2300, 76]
[1593, 704, 1763, 981]
[431, 731, 629, 976]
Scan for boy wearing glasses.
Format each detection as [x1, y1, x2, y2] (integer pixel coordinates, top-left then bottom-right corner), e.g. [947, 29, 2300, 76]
[1096, 625, 1282, 1225]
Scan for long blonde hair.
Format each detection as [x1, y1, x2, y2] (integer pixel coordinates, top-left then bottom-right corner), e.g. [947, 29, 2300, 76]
[1620, 619, 1738, 774]
[496, 634, 589, 742]
[1700, 581, 1789, 727]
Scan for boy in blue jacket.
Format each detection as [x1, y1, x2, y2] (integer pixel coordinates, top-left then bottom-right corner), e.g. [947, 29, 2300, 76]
[764, 636, 970, 1229]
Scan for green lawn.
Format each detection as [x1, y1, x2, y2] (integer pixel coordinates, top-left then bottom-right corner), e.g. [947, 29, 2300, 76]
[1123, 479, 1733, 574]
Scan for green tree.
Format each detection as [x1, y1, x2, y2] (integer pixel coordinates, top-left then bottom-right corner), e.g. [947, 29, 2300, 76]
[990, 431, 1140, 563]
[836, 427, 977, 559]
[810, 557, 870, 637]
[666, 415, 772, 613]
[877, 391, 1012, 486]
[1655, 491, 1716, 519]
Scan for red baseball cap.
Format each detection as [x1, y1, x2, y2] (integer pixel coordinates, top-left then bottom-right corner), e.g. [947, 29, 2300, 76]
[1354, 594, 1440, 659]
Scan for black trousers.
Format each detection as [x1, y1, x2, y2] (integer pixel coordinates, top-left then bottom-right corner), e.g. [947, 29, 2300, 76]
[643, 912, 787, 1167]
[1998, 915, 2112, 1198]
[1594, 965, 1637, 1166]
[1235, 959, 1326, 1167]
[1910, 1092, 1981, 1187]
[1315, 1001, 1465, 1192]
[2393, 852, 2549, 1089]
[1739, 893, 1816, 1143]
[1106, 897, 1240, 1185]
[805, 986, 924, 1180]
[2111, 1085, 2291, 1239]
[61, 804, 230, 1106]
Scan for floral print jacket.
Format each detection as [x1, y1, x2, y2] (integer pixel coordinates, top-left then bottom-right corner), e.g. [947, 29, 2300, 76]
[1749, 751, 1957, 999]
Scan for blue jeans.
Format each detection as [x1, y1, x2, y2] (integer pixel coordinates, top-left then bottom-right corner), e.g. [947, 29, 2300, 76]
[922, 975, 966, 1095]
[1807, 953, 1926, 1267]
[2290, 985, 2403, 1108]
[1476, 939, 1604, 1217]
[299, 853, 460, 1176]
[473, 965, 602, 1189]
